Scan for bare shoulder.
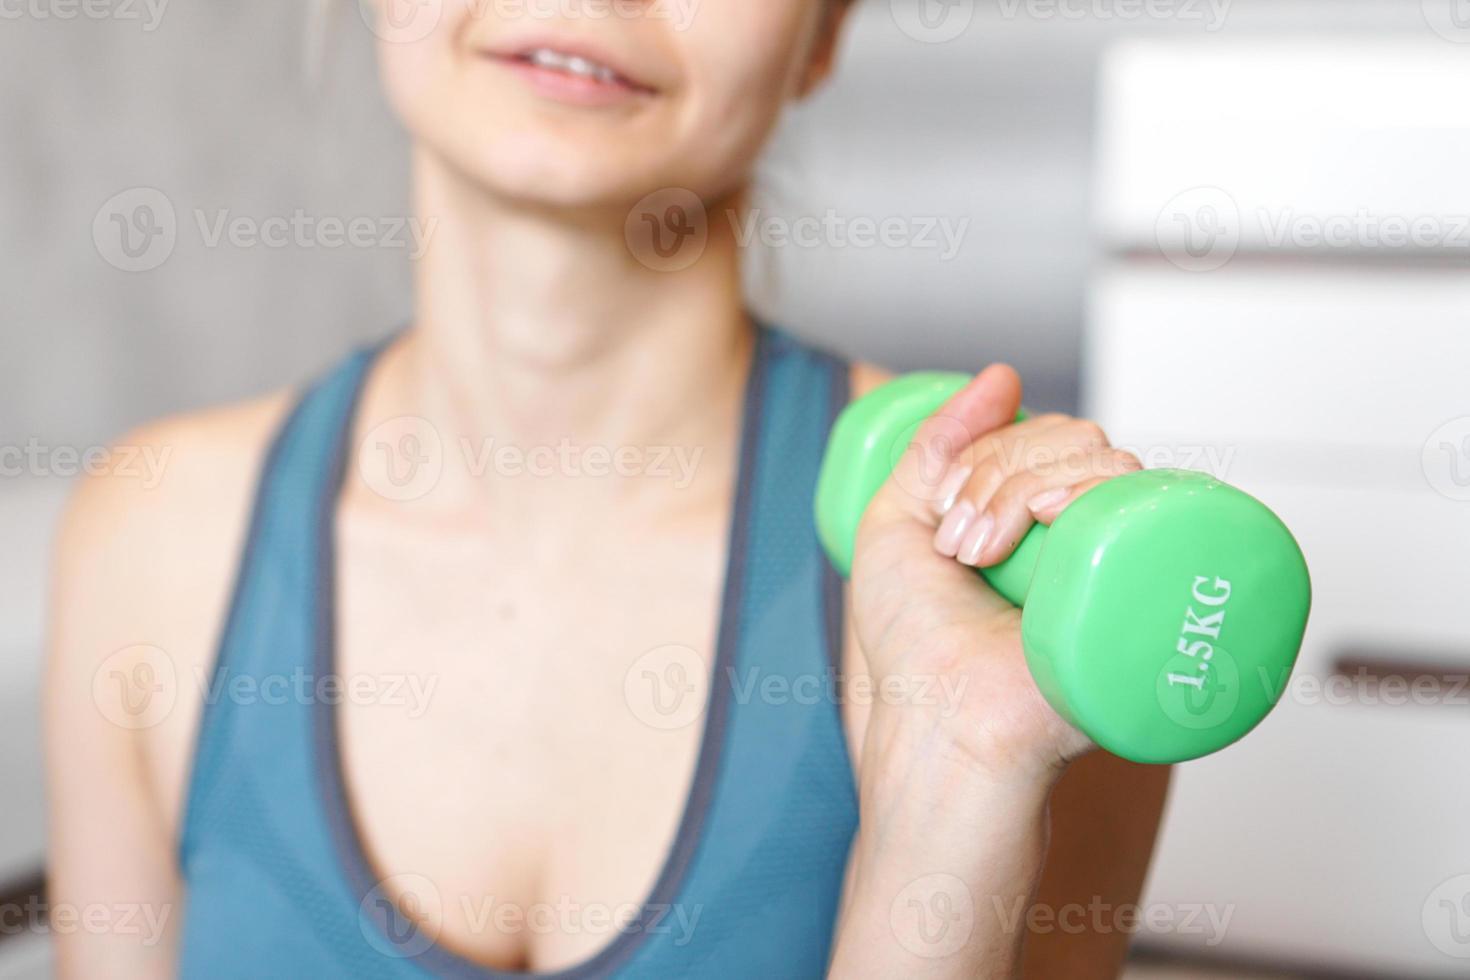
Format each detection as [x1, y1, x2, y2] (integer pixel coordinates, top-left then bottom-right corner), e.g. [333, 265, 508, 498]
[54, 389, 294, 610]
[849, 361, 893, 401]
[48, 388, 296, 833]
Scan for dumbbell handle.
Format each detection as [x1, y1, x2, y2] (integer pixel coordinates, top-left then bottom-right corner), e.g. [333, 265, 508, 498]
[815, 371, 1043, 603]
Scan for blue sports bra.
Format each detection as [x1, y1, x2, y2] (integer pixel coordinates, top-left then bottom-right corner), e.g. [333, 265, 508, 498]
[176, 326, 861, 978]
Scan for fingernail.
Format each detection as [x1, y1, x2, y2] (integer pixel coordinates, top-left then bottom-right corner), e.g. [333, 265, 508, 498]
[1027, 487, 1070, 513]
[935, 464, 973, 515]
[934, 500, 976, 557]
[958, 513, 994, 566]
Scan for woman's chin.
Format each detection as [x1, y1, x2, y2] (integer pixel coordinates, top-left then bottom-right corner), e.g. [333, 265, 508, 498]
[425, 137, 700, 216]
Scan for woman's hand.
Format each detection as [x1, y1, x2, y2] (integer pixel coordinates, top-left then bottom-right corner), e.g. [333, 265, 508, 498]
[829, 366, 1144, 980]
[850, 364, 1142, 786]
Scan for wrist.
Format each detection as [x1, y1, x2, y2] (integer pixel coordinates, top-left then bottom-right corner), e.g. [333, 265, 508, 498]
[834, 728, 1054, 980]
[858, 697, 1064, 816]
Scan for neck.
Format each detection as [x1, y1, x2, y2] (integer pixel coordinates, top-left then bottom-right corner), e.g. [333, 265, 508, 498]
[372, 148, 755, 510]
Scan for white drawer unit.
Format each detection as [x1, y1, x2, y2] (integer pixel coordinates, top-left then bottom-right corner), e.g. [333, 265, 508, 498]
[1085, 263, 1470, 976]
[1095, 38, 1470, 259]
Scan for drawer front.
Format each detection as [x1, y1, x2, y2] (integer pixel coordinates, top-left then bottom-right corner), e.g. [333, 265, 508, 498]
[1086, 263, 1470, 460]
[1095, 39, 1470, 256]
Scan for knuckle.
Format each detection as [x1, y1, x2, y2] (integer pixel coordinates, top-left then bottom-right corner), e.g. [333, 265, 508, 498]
[960, 459, 1006, 499]
[1070, 418, 1108, 446]
[1112, 449, 1144, 473]
[991, 472, 1036, 509]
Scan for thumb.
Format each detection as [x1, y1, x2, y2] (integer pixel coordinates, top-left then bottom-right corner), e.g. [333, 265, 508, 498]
[877, 363, 1024, 523]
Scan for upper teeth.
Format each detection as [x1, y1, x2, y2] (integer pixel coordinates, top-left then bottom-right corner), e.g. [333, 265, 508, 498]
[526, 48, 618, 84]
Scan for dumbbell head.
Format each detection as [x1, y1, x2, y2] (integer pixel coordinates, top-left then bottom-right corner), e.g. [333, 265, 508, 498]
[1023, 468, 1310, 763]
[815, 373, 1311, 764]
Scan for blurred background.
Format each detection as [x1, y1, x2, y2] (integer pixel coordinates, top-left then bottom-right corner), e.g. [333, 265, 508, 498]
[4, 0, 1469, 976]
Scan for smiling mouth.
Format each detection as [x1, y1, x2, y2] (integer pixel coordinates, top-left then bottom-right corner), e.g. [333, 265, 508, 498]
[492, 46, 657, 98]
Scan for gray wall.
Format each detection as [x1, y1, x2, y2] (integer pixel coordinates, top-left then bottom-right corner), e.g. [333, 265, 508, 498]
[4, 0, 1444, 451]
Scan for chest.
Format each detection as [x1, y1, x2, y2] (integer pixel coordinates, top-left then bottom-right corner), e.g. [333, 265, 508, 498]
[332, 508, 728, 971]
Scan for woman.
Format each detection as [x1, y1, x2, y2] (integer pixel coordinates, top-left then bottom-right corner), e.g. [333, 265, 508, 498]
[46, 1, 1170, 976]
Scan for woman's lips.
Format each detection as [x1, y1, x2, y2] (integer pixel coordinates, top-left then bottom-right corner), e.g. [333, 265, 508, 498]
[482, 43, 659, 107]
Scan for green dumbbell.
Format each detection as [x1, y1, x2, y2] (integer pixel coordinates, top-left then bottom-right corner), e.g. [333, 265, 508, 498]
[814, 372, 1311, 764]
